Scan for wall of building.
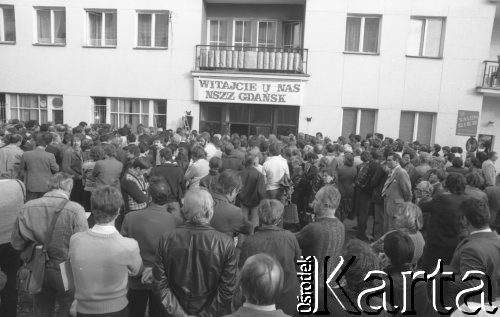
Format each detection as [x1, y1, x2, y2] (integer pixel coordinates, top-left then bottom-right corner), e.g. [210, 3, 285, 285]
[302, 0, 496, 146]
[489, 17, 500, 59]
[480, 96, 500, 171]
[0, 0, 203, 129]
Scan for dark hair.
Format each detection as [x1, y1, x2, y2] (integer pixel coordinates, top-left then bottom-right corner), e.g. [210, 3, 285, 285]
[433, 144, 441, 152]
[360, 151, 371, 163]
[214, 170, 241, 195]
[103, 144, 117, 158]
[127, 134, 137, 143]
[4, 134, 22, 145]
[160, 147, 173, 160]
[445, 173, 466, 195]
[488, 152, 497, 160]
[91, 186, 123, 224]
[370, 149, 381, 160]
[191, 146, 206, 160]
[149, 176, 172, 205]
[223, 141, 234, 155]
[344, 153, 354, 167]
[239, 253, 284, 306]
[343, 239, 380, 293]
[209, 156, 222, 172]
[244, 154, 255, 168]
[452, 157, 463, 168]
[90, 145, 105, 161]
[383, 231, 414, 268]
[461, 198, 490, 229]
[127, 144, 140, 157]
[466, 173, 484, 188]
[35, 132, 52, 147]
[268, 142, 281, 156]
[40, 123, 51, 132]
[132, 157, 151, 170]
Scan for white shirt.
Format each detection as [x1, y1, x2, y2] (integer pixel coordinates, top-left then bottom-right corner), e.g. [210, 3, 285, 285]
[204, 143, 218, 161]
[263, 155, 290, 191]
[470, 228, 492, 235]
[91, 224, 117, 234]
[243, 303, 276, 312]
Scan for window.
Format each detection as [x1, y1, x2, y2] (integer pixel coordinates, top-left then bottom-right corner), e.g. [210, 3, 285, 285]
[137, 11, 169, 48]
[35, 7, 65, 44]
[93, 97, 107, 123]
[208, 19, 229, 46]
[345, 15, 380, 53]
[283, 21, 301, 49]
[341, 108, 377, 138]
[398, 111, 435, 144]
[86, 10, 117, 47]
[109, 98, 166, 131]
[257, 21, 277, 48]
[233, 20, 251, 49]
[51, 96, 63, 124]
[407, 17, 445, 58]
[9, 94, 49, 123]
[0, 93, 5, 122]
[0, 6, 15, 43]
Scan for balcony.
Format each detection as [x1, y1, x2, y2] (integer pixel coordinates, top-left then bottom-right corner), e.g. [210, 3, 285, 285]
[477, 60, 500, 94]
[195, 45, 308, 75]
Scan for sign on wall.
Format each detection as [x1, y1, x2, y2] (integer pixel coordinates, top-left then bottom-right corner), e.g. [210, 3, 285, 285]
[456, 110, 479, 136]
[193, 77, 304, 106]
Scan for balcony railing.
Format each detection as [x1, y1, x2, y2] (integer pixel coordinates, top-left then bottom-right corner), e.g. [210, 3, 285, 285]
[480, 60, 500, 89]
[195, 45, 308, 74]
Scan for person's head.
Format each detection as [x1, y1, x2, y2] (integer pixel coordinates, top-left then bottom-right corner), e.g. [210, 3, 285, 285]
[415, 180, 434, 202]
[466, 173, 484, 189]
[386, 152, 401, 169]
[148, 176, 172, 206]
[35, 132, 52, 147]
[160, 147, 173, 162]
[394, 202, 423, 233]
[182, 188, 214, 223]
[312, 185, 341, 217]
[452, 157, 463, 168]
[445, 173, 466, 195]
[214, 170, 242, 202]
[50, 132, 61, 144]
[91, 186, 123, 224]
[48, 172, 74, 195]
[103, 144, 117, 158]
[305, 151, 318, 164]
[131, 157, 151, 175]
[461, 198, 490, 231]
[383, 231, 415, 269]
[488, 151, 498, 162]
[342, 239, 381, 291]
[268, 142, 281, 156]
[244, 154, 257, 168]
[424, 168, 446, 184]
[258, 199, 284, 226]
[126, 144, 140, 159]
[4, 133, 22, 146]
[343, 152, 354, 167]
[402, 151, 414, 165]
[191, 146, 206, 161]
[223, 141, 234, 155]
[433, 144, 441, 153]
[209, 156, 223, 173]
[442, 146, 450, 155]
[90, 145, 105, 161]
[239, 253, 284, 306]
[127, 133, 137, 144]
[360, 151, 371, 163]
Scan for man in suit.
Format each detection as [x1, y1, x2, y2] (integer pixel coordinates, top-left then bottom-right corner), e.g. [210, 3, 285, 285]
[92, 144, 123, 188]
[20, 132, 59, 200]
[446, 197, 500, 307]
[482, 151, 498, 187]
[381, 152, 412, 233]
[238, 154, 266, 233]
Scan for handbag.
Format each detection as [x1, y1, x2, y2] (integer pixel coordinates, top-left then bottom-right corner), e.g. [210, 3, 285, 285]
[17, 199, 68, 294]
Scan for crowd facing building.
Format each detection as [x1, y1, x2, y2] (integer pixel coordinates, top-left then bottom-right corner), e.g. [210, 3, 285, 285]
[0, 120, 498, 316]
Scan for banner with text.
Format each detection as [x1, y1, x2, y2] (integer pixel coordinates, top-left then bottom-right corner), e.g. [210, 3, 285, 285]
[194, 77, 304, 105]
[456, 110, 479, 136]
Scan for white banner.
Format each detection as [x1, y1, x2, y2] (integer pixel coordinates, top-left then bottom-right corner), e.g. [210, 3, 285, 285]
[194, 77, 304, 105]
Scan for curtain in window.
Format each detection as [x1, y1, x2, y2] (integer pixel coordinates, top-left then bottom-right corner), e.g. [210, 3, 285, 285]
[341, 109, 357, 138]
[363, 18, 379, 53]
[88, 12, 102, 46]
[424, 19, 443, 57]
[105, 12, 117, 46]
[417, 113, 434, 145]
[407, 19, 423, 56]
[345, 17, 361, 52]
[53, 10, 66, 44]
[138, 14, 152, 46]
[155, 13, 168, 47]
[258, 22, 276, 48]
[37, 10, 51, 43]
[3, 7, 15, 41]
[399, 112, 415, 142]
[359, 110, 376, 138]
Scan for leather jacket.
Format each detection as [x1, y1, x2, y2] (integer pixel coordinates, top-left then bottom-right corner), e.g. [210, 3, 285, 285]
[153, 222, 237, 317]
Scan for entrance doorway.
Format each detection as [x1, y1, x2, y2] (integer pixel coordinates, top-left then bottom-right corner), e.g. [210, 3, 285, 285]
[200, 102, 299, 137]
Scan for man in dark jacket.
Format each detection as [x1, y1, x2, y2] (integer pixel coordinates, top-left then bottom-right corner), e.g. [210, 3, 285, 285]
[238, 154, 266, 232]
[367, 149, 387, 240]
[149, 147, 185, 221]
[210, 170, 252, 237]
[445, 197, 500, 306]
[221, 142, 244, 171]
[153, 188, 237, 317]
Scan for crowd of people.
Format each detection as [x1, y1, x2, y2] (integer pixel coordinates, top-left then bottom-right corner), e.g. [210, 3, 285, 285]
[0, 118, 499, 317]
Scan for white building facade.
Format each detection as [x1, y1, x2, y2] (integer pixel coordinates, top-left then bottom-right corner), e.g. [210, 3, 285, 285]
[0, 0, 499, 153]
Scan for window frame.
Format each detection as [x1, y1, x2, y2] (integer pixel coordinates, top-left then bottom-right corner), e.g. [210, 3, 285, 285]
[257, 20, 278, 49]
[207, 18, 230, 47]
[7, 94, 64, 123]
[135, 10, 169, 49]
[232, 19, 252, 50]
[406, 16, 446, 58]
[344, 14, 381, 55]
[0, 5, 15, 44]
[282, 21, 302, 50]
[33, 7, 66, 46]
[398, 111, 436, 144]
[106, 98, 167, 130]
[341, 107, 378, 137]
[84, 9, 117, 48]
